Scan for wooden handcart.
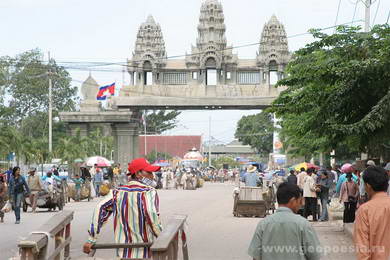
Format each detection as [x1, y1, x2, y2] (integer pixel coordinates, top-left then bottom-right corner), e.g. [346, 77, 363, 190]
[233, 185, 276, 218]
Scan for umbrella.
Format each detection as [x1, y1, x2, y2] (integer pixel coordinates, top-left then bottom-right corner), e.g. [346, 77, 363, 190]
[74, 158, 84, 163]
[85, 156, 111, 167]
[294, 162, 320, 171]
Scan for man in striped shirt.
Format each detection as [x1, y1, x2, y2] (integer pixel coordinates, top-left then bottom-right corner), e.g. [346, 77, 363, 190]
[83, 158, 163, 259]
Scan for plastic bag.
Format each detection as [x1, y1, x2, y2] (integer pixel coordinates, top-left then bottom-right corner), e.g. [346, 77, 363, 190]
[1, 201, 12, 213]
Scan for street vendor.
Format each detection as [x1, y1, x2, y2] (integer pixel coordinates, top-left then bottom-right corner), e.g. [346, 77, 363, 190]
[83, 158, 163, 259]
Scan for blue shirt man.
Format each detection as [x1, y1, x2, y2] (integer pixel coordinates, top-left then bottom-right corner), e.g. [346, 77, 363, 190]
[241, 166, 259, 187]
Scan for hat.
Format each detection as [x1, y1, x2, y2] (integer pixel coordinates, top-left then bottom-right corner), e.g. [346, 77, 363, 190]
[127, 158, 161, 175]
[384, 163, 390, 171]
[29, 167, 36, 172]
[366, 160, 376, 167]
[247, 165, 257, 173]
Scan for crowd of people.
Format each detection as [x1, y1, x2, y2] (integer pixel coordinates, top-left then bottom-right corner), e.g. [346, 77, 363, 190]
[248, 162, 390, 259]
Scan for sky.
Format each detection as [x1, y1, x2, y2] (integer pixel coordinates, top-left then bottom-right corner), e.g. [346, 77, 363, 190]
[1, 0, 389, 144]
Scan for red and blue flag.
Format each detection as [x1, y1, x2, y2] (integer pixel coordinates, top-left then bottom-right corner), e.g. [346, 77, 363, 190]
[96, 82, 115, 100]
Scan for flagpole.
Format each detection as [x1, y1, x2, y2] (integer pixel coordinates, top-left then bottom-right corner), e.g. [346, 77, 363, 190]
[144, 111, 147, 157]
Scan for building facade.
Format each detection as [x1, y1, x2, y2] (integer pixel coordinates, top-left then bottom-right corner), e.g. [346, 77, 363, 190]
[120, 0, 290, 101]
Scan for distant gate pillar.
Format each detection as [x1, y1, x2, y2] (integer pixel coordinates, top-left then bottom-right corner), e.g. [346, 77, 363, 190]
[112, 122, 139, 168]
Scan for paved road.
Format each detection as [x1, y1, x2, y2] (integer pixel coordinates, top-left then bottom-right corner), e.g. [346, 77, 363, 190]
[2, 182, 355, 260]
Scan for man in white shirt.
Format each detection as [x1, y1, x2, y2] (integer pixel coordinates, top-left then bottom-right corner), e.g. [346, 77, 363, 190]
[303, 168, 318, 221]
[297, 167, 307, 190]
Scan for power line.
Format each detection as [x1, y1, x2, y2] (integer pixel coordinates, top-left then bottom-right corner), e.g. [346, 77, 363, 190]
[334, 0, 343, 32]
[372, 0, 381, 25]
[352, 0, 359, 23]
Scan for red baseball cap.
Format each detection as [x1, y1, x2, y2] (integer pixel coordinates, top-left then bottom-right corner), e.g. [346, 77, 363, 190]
[127, 158, 161, 175]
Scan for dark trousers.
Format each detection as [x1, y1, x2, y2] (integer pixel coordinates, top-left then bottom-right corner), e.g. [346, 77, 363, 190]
[304, 197, 317, 221]
[343, 202, 357, 223]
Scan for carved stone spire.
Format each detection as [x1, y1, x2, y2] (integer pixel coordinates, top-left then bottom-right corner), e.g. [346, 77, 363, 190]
[186, 0, 236, 68]
[196, 0, 227, 51]
[130, 15, 166, 69]
[257, 15, 290, 67]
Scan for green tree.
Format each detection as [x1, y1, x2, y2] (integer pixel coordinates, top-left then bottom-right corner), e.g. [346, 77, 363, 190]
[0, 49, 78, 138]
[144, 110, 181, 134]
[146, 150, 172, 163]
[234, 111, 274, 157]
[211, 156, 240, 169]
[270, 25, 390, 160]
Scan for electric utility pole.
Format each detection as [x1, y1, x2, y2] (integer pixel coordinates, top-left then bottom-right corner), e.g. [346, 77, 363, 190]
[364, 0, 371, 32]
[48, 52, 53, 154]
[208, 116, 211, 167]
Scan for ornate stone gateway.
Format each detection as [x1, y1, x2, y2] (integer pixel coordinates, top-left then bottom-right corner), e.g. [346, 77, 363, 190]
[116, 0, 290, 109]
[60, 0, 291, 166]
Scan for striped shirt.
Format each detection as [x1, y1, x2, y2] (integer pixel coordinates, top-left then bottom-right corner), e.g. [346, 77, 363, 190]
[88, 180, 162, 258]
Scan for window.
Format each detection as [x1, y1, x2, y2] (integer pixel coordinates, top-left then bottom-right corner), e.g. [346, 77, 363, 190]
[192, 71, 198, 80]
[162, 72, 187, 85]
[237, 72, 260, 84]
[226, 72, 231, 80]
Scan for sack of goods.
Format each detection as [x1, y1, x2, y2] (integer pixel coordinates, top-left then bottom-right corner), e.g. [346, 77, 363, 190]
[1, 201, 12, 213]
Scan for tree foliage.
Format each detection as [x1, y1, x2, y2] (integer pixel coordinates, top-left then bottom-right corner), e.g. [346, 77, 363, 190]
[146, 150, 172, 163]
[270, 25, 390, 160]
[144, 110, 181, 134]
[234, 111, 274, 157]
[212, 156, 240, 169]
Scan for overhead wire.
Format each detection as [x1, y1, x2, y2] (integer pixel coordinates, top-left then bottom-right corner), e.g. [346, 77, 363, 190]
[372, 0, 381, 25]
[334, 0, 343, 32]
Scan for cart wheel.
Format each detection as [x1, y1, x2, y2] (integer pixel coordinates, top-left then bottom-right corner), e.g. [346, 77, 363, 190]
[22, 201, 28, 212]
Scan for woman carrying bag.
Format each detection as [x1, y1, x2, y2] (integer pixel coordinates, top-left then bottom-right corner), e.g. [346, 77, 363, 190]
[339, 172, 359, 223]
[8, 167, 30, 224]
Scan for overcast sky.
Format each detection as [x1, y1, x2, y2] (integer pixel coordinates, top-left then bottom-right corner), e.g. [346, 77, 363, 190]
[1, 0, 389, 144]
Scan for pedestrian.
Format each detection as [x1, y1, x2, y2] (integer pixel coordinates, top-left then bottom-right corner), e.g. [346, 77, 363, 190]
[5, 167, 12, 184]
[354, 166, 390, 259]
[8, 167, 30, 224]
[248, 182, 322, 260]
[359, 160, 376, 204]
[287, 169, 297, 185]
[317, 170, 332, 221]
[90, 164, 98, 178]
[339, 172, 359, 223]
[0, 175, 7, 223]
[241, 165, 259, 187]
[107, 166, 114, 183]
[296, 167, 307, 190]
[384, 162, 390, 196]
[80, 166, 91, 181]
[92, 168, 103, 197]
[83, 158, 162, 258]
[303, 168, 318, 221]
[27, 167, 43, 213]
[335, 163, 358, 194]
[72, 174, 84, 202]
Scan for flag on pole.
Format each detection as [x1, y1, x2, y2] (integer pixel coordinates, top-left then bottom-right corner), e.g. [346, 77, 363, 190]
[96, 83, 115, 100]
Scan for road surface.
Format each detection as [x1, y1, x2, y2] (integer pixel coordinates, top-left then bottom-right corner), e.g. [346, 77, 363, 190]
[1, 182, 355, 260]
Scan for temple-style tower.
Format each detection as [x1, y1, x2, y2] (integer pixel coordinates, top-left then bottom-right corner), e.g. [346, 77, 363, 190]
[186, 0, 236, 86]
[257, 15, 290, 84]
[127, 15, 167, 86]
